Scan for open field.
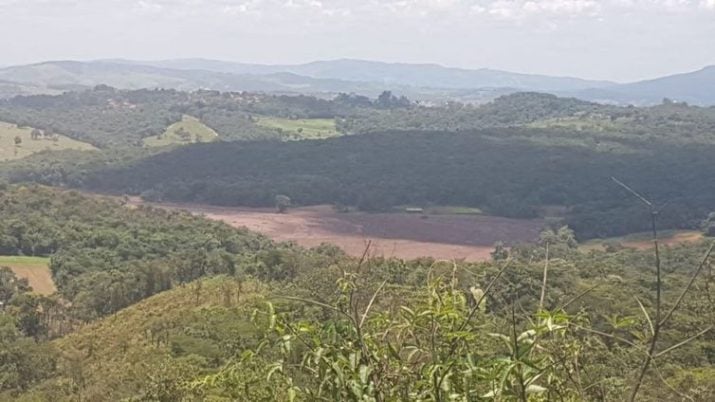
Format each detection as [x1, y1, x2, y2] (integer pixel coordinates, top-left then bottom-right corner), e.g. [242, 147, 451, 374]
[581, 230, 704, 251]
[0, 121, 96, 160]
[256, 116, 339, 139]
[0, 255, 55, 295]
[143, 115, 218, 147]
[131, 201, 544, 261]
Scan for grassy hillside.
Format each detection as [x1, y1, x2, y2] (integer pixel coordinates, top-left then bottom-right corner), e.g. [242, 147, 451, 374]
[13, 276, 266, 401]
[256, 116, 339, 140]
[143, 115, 219, 147]
[0, 121, 95, 160]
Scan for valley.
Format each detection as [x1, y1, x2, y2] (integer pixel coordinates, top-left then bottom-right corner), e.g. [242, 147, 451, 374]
[2, 3, 715, 400]
[130, 201, 544, 261]
[0, 86, 714, 401]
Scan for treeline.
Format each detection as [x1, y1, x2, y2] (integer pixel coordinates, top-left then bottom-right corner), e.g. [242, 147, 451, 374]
[4, 87, 715, 150]
[0, 87, 412, 147]
[0, 87, 185, 147]
[338, 92, 608, 133]
[0, 185, 315, 322]
[339, 93, 715, 143]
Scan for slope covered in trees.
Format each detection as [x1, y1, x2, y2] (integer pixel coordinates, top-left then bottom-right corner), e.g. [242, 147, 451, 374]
[7, 126, 714, 239]
[0, 185, 295, 321]
[2, 87, 714, 150]
[2, 90, 715, 241]
[0, 87, 379, 147]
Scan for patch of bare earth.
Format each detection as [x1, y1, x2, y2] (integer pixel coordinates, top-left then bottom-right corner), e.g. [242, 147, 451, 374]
[618, 231, 704, 250]
[136, 202, 544, 262]
[8, 265, 56, 295]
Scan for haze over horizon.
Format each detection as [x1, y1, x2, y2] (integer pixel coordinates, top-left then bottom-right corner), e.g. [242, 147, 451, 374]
[3, 0, 715, 83]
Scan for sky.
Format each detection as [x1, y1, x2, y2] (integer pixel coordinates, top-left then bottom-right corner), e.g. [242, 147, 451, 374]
[2, 0, 715, 82]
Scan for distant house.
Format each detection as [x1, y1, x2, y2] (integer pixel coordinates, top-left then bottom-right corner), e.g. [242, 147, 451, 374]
[405, 207, 424, 214]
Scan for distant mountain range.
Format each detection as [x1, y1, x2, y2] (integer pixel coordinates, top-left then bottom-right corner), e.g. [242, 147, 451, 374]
[0, 58, 713, 105]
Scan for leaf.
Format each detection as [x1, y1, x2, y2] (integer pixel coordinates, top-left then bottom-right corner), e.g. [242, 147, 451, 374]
[359, 365, 371, 384]
[266, 362, 283, 381]
[517, 329, 537, 342]
[526, 384, 547, 394]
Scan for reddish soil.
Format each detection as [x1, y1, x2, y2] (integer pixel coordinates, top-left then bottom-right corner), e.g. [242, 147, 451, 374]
[135, 201, 544, 261]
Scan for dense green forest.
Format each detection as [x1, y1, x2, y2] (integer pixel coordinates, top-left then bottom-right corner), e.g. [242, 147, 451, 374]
[5, 127, 715, 239]
[4, 87, 714, 149]
[0, 185, 288, 320]
[0, 87, 406, 147]
[0, 186, 713, 400]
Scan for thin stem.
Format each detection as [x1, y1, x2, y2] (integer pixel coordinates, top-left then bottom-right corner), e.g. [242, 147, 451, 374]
[651, 211, 661, 326]
[539, 242, 550, 311]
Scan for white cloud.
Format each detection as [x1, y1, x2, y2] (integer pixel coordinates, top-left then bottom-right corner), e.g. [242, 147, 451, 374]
[0, 0, 713, 81]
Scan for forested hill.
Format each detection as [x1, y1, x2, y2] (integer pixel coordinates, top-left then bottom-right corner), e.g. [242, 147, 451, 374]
[7, 127, 715, 240]
[0, 185, 287, 319]
[0, 88, 605, 148]
[2, 87, 715, 150]
[2, 89, 715, 240]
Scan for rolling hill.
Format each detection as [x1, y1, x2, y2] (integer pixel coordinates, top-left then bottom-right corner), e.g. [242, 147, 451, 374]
[0, 121, 96, 160]
[0, 61, 390, 98]
[576, 65, 715, 105]
[142, 115, 219, 147]
[2, 59, 715, 105]
[0, 59, 612, 103]
[141, 58, 615, 91]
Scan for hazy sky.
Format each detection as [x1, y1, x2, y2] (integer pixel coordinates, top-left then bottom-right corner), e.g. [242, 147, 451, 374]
[2, 0, 715, 82]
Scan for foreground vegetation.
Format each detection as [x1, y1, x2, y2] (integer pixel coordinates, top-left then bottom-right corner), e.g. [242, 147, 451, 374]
[0, 186, 712, 401]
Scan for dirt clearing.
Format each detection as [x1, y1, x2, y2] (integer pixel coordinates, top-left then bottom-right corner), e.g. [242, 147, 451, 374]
[581, 230, 704, 252]
[0, 256, 56, 295]
[137, 202, 545, 261]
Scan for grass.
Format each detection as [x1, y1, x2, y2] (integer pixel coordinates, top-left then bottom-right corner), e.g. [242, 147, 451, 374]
[0, 121, 96, 161]
[143, 115, 219, 147]
[256, 116, 339, 140]
[581, 230, 704, 251]
[0, 255, 55, 295]
[529, 115, 623, 132]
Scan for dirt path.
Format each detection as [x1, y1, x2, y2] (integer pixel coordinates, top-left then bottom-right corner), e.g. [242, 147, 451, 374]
[135, 201, 545, 261]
